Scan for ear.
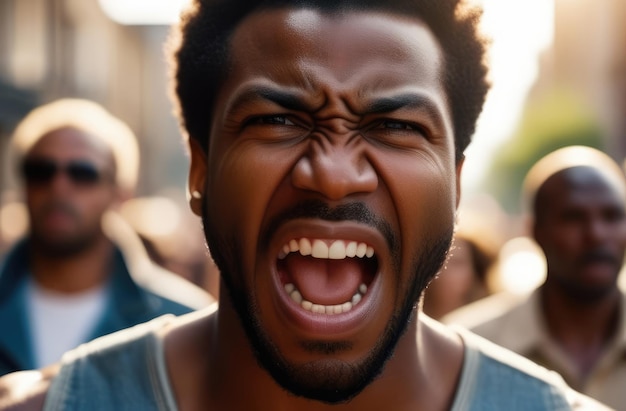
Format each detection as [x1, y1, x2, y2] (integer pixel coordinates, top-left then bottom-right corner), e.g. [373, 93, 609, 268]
[187, 138, 208, 217]
[454, 155, 465, 209]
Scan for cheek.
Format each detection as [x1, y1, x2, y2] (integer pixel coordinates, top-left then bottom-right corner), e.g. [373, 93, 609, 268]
[376, 153, 456, 283]
[24, 189, 40, 210]
[393, 161, 457, 241]
[612, 223, 626, 246]
[207, 144, 296, 256]
[25, 186, 50, 204]
[542, 236, 577, 265]
[83, 190, 116, 218]
[553, 231, 582, 252]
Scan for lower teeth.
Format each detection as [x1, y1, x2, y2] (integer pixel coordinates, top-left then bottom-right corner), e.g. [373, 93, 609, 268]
[284, 283, 367, 314]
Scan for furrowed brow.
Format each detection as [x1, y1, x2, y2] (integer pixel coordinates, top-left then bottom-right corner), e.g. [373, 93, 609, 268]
[365, 93, 446, 127]
[366, 93, 436, 113]
[224, 85, 310, 118]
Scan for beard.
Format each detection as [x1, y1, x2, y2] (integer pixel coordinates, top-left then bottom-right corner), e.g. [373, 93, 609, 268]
[202, 198, 453, 404]
[550, 248, 622, 304]
[30, 202, 100, 258]
[31, 231, 98, 258]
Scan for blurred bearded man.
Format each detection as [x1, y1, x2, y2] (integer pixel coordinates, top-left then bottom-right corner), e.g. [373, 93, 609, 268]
[0, 99, 213, 376]
[446, 146, 626, 409]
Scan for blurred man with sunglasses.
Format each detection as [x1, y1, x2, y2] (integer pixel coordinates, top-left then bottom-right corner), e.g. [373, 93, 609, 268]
[0, 99, 214, 377]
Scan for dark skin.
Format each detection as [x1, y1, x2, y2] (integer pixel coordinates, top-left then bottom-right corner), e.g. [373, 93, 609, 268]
[534, 167, 626, 382]
[0, 9, 465, 410]
[24, 128, 121, 293]
[0, 129, 121, 410]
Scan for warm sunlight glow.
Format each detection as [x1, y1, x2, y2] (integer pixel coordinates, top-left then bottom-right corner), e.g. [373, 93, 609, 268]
[119, 197, 182, 238]
[499, 237, 546, 295]
[463, 0, 555, 193]
[0, 202, 28, 243]
[98, 0, 192, 25]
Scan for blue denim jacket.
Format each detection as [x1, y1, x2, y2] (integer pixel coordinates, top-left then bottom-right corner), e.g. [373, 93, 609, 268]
[0, 238, 211, 376]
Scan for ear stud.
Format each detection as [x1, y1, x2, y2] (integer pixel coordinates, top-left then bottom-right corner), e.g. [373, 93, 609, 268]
[191, 190, 202, 199]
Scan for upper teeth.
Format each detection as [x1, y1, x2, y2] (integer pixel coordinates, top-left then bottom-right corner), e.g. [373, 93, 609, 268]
[279, 238, 375, 260]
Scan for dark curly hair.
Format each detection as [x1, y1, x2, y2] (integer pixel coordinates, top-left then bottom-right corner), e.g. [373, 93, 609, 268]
[168, 0, 490, 163]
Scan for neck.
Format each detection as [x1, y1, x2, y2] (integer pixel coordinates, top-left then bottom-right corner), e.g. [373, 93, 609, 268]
[540, 281, 621, 378]
[541, 280, 620, 340]
[30, 236, 114, 293]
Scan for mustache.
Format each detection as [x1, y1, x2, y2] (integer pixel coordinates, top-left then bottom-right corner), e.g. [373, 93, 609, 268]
[579, 248, 620, 266]
[261, 200, 397, 252]
[38, 201, 80, 220]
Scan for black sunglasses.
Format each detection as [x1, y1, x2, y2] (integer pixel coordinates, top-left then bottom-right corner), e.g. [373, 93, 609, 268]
[21, 158, 105, 186]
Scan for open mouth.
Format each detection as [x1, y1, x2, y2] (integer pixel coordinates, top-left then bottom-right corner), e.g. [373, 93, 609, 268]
[277, 238, 378, 315]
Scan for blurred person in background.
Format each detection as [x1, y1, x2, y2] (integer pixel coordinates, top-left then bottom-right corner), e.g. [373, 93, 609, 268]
[422, 211, 500, 320]
[118, 194, 221, 298]
[445, 145, 626, 409]
[0, 190, 29, 256]
[0, 99, 214, 376]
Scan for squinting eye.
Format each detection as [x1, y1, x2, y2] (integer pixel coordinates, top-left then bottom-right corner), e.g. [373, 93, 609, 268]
[380, 120, 419, 131]
[250, 115, 295, 126]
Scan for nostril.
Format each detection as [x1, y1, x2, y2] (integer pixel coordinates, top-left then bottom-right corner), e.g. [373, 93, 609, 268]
[291, 152, 378, 200]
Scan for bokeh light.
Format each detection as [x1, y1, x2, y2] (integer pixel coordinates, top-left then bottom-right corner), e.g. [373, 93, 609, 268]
[98, 0, 192, 25]
[498, 236, 546, 294]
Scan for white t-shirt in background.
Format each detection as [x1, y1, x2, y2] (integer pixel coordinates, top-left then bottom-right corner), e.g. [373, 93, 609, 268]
[27, 279, 108, 368]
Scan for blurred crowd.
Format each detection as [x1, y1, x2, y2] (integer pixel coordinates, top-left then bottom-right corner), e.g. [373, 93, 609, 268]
[1, 97, 625, 409]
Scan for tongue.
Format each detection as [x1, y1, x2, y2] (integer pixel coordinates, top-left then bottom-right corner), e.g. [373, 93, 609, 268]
[285, 255, 364, 305]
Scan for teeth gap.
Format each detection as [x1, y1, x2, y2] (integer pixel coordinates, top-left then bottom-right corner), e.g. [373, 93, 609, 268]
[284, 282, 369, 314]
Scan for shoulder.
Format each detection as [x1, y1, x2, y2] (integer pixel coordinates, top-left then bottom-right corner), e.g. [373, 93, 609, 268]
[0, 317, 171, 411]
[63, 313, 178, 362]
[31, 315, 181, 410]
[442, 291, 528, 328]
[0, 366, 57, 411]
[443, 291, 537, 341]
[455, 329, 612, 410]
[136, 263, 216, 313]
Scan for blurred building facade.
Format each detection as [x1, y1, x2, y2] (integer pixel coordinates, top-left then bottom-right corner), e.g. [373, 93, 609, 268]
[532, 0, 626, 161]
[0, 0, 189, 197]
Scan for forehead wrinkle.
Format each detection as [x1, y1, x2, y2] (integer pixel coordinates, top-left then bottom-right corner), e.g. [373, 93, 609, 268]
[224, 10, 451, 136]
[364, 92, 447, 126]
[222, 82, 315, 120]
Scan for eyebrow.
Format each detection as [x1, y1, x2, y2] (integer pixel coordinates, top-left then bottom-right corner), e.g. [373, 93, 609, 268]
[365, 93, 446, 126]
[224, 85, 310, 117]
[224, 87, 447, 128]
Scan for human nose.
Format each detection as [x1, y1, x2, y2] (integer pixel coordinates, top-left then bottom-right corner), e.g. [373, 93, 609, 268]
[47, 172, 76, 194]
[291, 137, 378, 200]
[585, 218, 612, 244]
